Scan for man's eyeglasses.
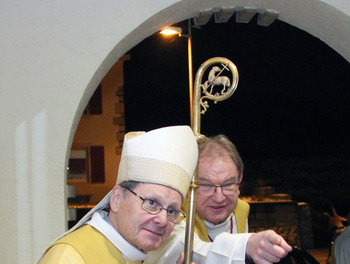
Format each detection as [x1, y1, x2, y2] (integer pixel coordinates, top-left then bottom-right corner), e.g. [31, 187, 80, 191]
[123, 187, 185, 224]
[197, 182, 240, 196]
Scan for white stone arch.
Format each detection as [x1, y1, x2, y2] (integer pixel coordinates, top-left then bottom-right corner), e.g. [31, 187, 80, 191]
[1, 0, 349, 263]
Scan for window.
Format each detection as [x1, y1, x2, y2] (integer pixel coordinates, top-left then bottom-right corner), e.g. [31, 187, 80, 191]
[68, 145, 105, 183]
[68, 148, 88, 183]
[90, 146, 105, 183]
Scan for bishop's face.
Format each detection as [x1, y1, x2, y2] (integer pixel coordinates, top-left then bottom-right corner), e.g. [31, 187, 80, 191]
[109, 183, 182, 252]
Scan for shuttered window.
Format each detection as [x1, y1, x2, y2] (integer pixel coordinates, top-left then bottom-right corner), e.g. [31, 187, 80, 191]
[90, 146, 105, 183]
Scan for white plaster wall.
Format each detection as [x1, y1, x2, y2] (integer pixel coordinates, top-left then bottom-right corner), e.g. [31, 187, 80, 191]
[0, 0, 349, 263]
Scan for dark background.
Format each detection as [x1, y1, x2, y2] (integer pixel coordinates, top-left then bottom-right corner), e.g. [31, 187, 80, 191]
[123, 17, 350, 245]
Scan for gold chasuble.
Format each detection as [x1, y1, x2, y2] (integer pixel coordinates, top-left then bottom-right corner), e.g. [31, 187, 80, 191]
[182, 197, 250, 242]
[43, 225, 128, 264]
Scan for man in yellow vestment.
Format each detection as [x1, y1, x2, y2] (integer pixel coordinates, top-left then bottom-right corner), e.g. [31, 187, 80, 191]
[146, 135, 291, 264]
[37, 126, 198, 264]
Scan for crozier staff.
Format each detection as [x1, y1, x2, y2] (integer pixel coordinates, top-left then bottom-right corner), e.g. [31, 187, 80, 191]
[37, 126, 198, 264]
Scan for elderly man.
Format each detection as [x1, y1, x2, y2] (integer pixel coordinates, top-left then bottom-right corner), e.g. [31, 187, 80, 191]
[146, 134, 292, 264]
[37, 126, 198, 264]
[191, 134, 249, 241]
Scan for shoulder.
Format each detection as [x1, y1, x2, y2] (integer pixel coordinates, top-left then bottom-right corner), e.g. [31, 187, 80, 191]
[236, 199, 250, 210]
[40, 244, 85, 264]
[336, 227, 350, 247]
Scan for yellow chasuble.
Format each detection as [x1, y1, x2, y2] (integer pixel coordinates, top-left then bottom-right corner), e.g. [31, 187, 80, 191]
[40, 225, 135, 264]
[182, 197, 250, 242]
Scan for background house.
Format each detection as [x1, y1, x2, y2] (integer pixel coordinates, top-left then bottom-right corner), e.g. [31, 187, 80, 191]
[68, 55, 129, 204]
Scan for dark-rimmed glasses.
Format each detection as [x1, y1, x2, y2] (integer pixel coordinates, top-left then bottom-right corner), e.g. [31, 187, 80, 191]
[198, 182, 240, 196]
[123, 187, 185, 224]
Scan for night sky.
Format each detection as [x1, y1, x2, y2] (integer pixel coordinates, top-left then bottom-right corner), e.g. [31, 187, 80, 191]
[123, 17, 350, 217]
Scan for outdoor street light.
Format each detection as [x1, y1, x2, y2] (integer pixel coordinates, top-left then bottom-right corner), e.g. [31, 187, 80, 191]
[160, 20, 194, 127]
[160, 26, 183, 36]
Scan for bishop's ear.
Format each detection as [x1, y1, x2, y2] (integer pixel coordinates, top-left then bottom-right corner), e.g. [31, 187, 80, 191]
[109, 185, 123, 212]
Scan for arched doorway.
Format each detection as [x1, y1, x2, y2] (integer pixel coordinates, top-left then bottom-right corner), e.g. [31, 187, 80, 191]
[3, 1, 349, 263]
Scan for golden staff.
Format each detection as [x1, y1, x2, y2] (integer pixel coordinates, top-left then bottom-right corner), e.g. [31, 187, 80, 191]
[184, 57, 239, 264]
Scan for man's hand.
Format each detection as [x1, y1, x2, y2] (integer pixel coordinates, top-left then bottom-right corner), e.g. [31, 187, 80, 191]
[176, 252, 197, 264]
[246, 230, 292, 264]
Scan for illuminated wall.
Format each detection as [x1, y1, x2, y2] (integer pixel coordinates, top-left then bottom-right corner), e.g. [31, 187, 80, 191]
[1, 0, 349, 263]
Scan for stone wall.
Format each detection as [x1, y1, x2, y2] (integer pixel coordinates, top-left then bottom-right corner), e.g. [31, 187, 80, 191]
[248, 201, 314, 249]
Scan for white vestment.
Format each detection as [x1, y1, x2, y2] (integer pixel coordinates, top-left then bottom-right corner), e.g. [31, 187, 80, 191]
[145, 214, 252, 264]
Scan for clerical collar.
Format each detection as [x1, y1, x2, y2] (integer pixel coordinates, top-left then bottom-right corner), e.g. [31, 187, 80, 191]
[87, 210, 147, 261]
[204, 213, 234, 242]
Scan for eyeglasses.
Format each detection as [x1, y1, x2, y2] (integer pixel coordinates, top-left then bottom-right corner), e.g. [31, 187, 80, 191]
[198, 182, 240, 196]
[123, 187, 185, 224]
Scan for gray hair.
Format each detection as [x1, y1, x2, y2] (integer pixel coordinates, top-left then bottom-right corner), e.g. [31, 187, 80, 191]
[118, 181, 141, 197]
[199, 135, 244, 179]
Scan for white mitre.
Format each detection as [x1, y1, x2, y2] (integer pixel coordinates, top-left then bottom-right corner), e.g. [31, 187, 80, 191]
[70, 125, 197, 232]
